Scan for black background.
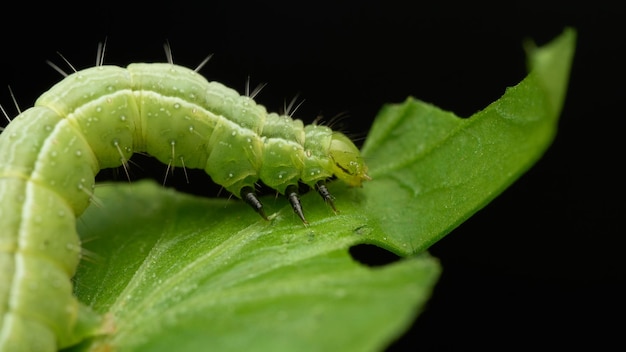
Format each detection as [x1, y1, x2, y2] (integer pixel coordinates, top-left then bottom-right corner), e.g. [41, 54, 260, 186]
[1, 1, 623, 350]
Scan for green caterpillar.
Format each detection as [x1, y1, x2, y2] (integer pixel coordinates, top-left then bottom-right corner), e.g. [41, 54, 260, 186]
[0, 60, 369, 351]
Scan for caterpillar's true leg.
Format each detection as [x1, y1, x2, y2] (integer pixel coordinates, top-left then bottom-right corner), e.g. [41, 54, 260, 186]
[315, 181, 337, 213]
[241, 187, 267, 220]
[286, 184, 308, 224]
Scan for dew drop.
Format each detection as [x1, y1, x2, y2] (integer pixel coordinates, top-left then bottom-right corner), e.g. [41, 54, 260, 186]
[44, 125, 53, 132]
[120, 115, 127, 121]
[173, 103, 181, 109]
[75, 150, 82, 157]
[96, 106, 102, 113]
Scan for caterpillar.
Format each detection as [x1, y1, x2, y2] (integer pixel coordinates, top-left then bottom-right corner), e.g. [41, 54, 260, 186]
[0, 54, 369, 351]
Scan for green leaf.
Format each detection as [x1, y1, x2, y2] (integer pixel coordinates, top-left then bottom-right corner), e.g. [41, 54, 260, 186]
[72, 181, 440, 351]
[70, 28, 575, 351]
[360, 27, 576, 254]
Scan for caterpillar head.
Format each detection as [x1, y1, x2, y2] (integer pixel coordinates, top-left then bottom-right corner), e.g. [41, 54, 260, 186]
[329, 132, 371, 187]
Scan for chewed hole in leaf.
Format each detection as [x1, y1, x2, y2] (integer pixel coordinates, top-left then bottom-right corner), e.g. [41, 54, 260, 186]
[349, 243, 401, 267]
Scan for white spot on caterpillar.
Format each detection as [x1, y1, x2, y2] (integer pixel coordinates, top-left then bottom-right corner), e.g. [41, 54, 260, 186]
[65, 242, 80, 253]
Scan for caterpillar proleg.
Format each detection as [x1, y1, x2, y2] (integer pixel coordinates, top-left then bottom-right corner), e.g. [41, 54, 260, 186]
[0, 57, 369, 350]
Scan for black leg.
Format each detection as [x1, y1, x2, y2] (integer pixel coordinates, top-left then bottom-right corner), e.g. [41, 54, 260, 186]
[240, 186, 268, 220]
[286, 184, 308, 224]
[315, 181, 337, 213]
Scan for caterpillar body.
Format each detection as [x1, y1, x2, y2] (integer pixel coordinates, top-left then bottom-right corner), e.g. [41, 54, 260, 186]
[0, 62, 369, 351]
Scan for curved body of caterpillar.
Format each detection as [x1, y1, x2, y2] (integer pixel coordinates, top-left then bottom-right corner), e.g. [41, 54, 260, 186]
[0, 62, 369, 351]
